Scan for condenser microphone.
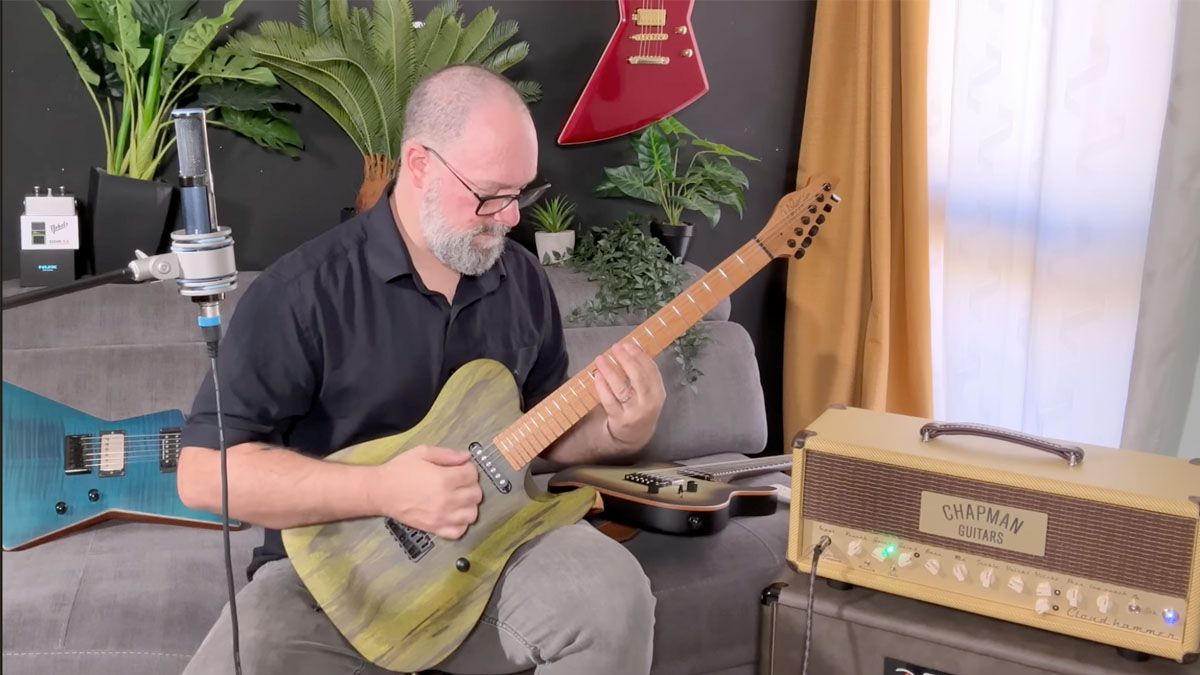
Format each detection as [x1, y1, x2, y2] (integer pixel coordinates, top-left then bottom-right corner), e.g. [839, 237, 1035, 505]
[174, 109, 219, 236]
[126, 109, 238, 346]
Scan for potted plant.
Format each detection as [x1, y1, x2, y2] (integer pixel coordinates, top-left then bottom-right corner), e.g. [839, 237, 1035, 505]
[529, 195, 577, 265]
[39, 0, 303, 273]
[593, 117, 758, 262]
[569, 215, 710, 389]
[229, 0, 541, 217]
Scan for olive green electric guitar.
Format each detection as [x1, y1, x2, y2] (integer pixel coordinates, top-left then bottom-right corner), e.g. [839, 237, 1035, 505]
[282, 176, 841, 671]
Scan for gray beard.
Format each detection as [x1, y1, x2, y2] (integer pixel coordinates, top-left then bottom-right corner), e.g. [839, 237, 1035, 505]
[420, 180, 507, 276]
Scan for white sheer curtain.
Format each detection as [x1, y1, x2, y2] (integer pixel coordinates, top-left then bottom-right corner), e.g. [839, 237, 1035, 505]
[928, 0, 1179, 447]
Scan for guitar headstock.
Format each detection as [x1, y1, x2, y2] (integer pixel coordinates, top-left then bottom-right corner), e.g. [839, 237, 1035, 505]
[756, 175, 841, 260]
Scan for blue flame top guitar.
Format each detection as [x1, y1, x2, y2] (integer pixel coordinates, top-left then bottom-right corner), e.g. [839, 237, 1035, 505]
[1, 382, 241, 551]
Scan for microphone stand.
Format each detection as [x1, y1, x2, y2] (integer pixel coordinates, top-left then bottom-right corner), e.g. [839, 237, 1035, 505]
[2, 267, 135, 310]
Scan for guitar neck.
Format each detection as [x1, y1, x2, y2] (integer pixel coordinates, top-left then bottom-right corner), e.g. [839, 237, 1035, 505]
[493, 238, 775, 469]
[676, 456, 792, 482]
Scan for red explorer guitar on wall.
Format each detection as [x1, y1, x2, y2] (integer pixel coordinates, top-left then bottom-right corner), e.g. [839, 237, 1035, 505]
[558, 0, 709, 145]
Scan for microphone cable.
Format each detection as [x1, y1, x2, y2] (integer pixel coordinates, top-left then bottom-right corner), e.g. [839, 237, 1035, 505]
[205, 335, 242, 675]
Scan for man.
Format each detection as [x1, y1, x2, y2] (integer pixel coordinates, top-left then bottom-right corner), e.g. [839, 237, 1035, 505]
[177, 64, 666, 674]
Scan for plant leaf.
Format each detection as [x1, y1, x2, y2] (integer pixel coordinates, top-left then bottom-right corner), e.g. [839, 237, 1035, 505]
[450, 6, 495, 63]
[414, 10, 462, 77]
[371, 0, 415, 112]
[513, 80, 541, 102]
[656, 116, 697, 138]
[595, 166, 657, 203]
[132, 0, 196, 41]
[38, 3, 102, 88]
[196, 81, 292, 112]
[636, 123, 675, 186]
[480, 41, 527, 73]
[691, 138, 759, 161]
[679, 194, 721, 226]
[112, 0, 147, 69]
[195, 47, 277, 85]
[299, 0, 332, 38]
[65, 0, 118, 43]
[169, 0, 243, 67]
[215, 107, 303, 157]
[466, 18, 517, 63]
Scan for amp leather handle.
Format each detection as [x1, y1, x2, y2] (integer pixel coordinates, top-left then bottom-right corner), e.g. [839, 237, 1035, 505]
[919, 422, 1085, 466]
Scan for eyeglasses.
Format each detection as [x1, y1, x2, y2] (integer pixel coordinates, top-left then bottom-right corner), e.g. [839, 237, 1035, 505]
[423, 145, 551, 216]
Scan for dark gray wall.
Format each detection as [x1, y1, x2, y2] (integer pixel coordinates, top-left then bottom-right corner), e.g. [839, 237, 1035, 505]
[2, 0, 817, 455]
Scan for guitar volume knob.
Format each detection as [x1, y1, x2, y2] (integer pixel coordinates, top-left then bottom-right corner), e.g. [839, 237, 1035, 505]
[55, 501, 68, 515]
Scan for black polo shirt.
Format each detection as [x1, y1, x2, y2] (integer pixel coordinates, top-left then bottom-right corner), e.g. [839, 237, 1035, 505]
[179, 182, 569, 579]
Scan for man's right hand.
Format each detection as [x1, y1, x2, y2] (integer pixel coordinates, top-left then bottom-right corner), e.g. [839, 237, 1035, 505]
[368, 444, 483, 540]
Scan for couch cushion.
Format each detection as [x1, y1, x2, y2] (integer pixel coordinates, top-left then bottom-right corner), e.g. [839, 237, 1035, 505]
[3, 453, 785, 675]
[2, 522, 260, 675]
[2, 274, 260, 351]
[563, 324, 769, 461]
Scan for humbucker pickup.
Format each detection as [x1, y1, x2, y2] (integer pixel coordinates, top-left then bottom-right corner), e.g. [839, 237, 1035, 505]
[98, 431, 126, 477]
[159, 427, 181, 473]
[386, 518, 434, 561]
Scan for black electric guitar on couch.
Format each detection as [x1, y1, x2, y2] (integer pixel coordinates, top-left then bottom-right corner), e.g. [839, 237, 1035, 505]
[548, 455, 791, 535]
[280, 176, 841, 672]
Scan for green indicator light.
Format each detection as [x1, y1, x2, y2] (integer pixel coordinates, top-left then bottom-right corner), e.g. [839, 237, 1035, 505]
[884, 544, 897, 557]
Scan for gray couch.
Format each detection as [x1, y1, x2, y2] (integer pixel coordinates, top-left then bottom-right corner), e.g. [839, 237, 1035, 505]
[1, 262, 790, 675]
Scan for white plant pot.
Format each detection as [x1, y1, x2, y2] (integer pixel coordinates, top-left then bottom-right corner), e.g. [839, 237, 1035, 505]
[535, 231, 575, 265]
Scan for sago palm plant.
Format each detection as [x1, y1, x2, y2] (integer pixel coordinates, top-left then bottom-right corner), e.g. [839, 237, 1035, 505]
[229, 0, 540, 213]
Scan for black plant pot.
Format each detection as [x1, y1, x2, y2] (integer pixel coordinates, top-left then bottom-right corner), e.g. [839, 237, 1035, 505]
[87, 167, 174, 275]
[650, 221, 695, 263]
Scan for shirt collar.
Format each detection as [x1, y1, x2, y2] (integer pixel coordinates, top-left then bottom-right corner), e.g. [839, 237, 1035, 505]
[363, 179, 509, 287]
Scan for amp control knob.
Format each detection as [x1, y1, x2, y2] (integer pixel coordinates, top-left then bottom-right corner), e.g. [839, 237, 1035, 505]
[1034, 598, 1052, 615]
[923, 558, 941, 576]
[897, 553, 914, 568]
[979, 568, 996, 588]
[1007, 575, 1025, 594]
[1065, 587, 1082, 608]
[1036, 581, 1053, 597]
[847, 540, 864, 557]
[952, 563, 968, 582]
[1096, 594, 1112, 614]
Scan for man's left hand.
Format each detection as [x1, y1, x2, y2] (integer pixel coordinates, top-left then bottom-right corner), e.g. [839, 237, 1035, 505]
[591, 342, 667, 453]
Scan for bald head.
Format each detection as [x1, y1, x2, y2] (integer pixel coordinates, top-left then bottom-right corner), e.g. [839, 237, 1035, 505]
[402, 65, 531, 154]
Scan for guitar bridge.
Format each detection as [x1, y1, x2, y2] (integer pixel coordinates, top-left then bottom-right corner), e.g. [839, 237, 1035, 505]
[64, 435, 92, 475]
[159, 427, 181, 473]
[627, 55, 670, 65]
[624, 472, 673, 488]
[385, 518, 434, 561]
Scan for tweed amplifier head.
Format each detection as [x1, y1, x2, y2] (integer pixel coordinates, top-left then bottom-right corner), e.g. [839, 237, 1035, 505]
[787, 406, 1200, 663]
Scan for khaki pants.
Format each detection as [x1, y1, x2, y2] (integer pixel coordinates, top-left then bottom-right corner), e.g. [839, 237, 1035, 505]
[184, 522, 655, 675]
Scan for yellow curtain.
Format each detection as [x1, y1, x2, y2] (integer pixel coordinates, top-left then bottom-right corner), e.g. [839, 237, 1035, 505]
[783, 0, 933, 445]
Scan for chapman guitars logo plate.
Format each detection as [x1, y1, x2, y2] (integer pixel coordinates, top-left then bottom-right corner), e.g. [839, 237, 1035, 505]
[883, 657, 957, 675]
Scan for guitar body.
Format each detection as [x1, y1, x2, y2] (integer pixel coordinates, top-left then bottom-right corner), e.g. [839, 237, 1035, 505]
[282, 359, 598, 673]
[1, 381, 239, 551]
[549, 462, 779, 536]
[558, 0, 708, 145]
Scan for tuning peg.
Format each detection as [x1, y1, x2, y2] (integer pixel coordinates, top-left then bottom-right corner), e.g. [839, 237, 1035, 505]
[787, 238, 797, 248]
[793, 248, 806, 259]
[823, 182, 832, 191]
[831, 193, 841, 203]
[816, 193, 825, 202]
[809, 225, 820, 237]
[794, 227, 804, 236]
[801, 236, 813, 248]
[823, 203, 833, 213]
[816, 214, 826, 224]
[801, 216, 811, 225]
[808, 205, 818, 214]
